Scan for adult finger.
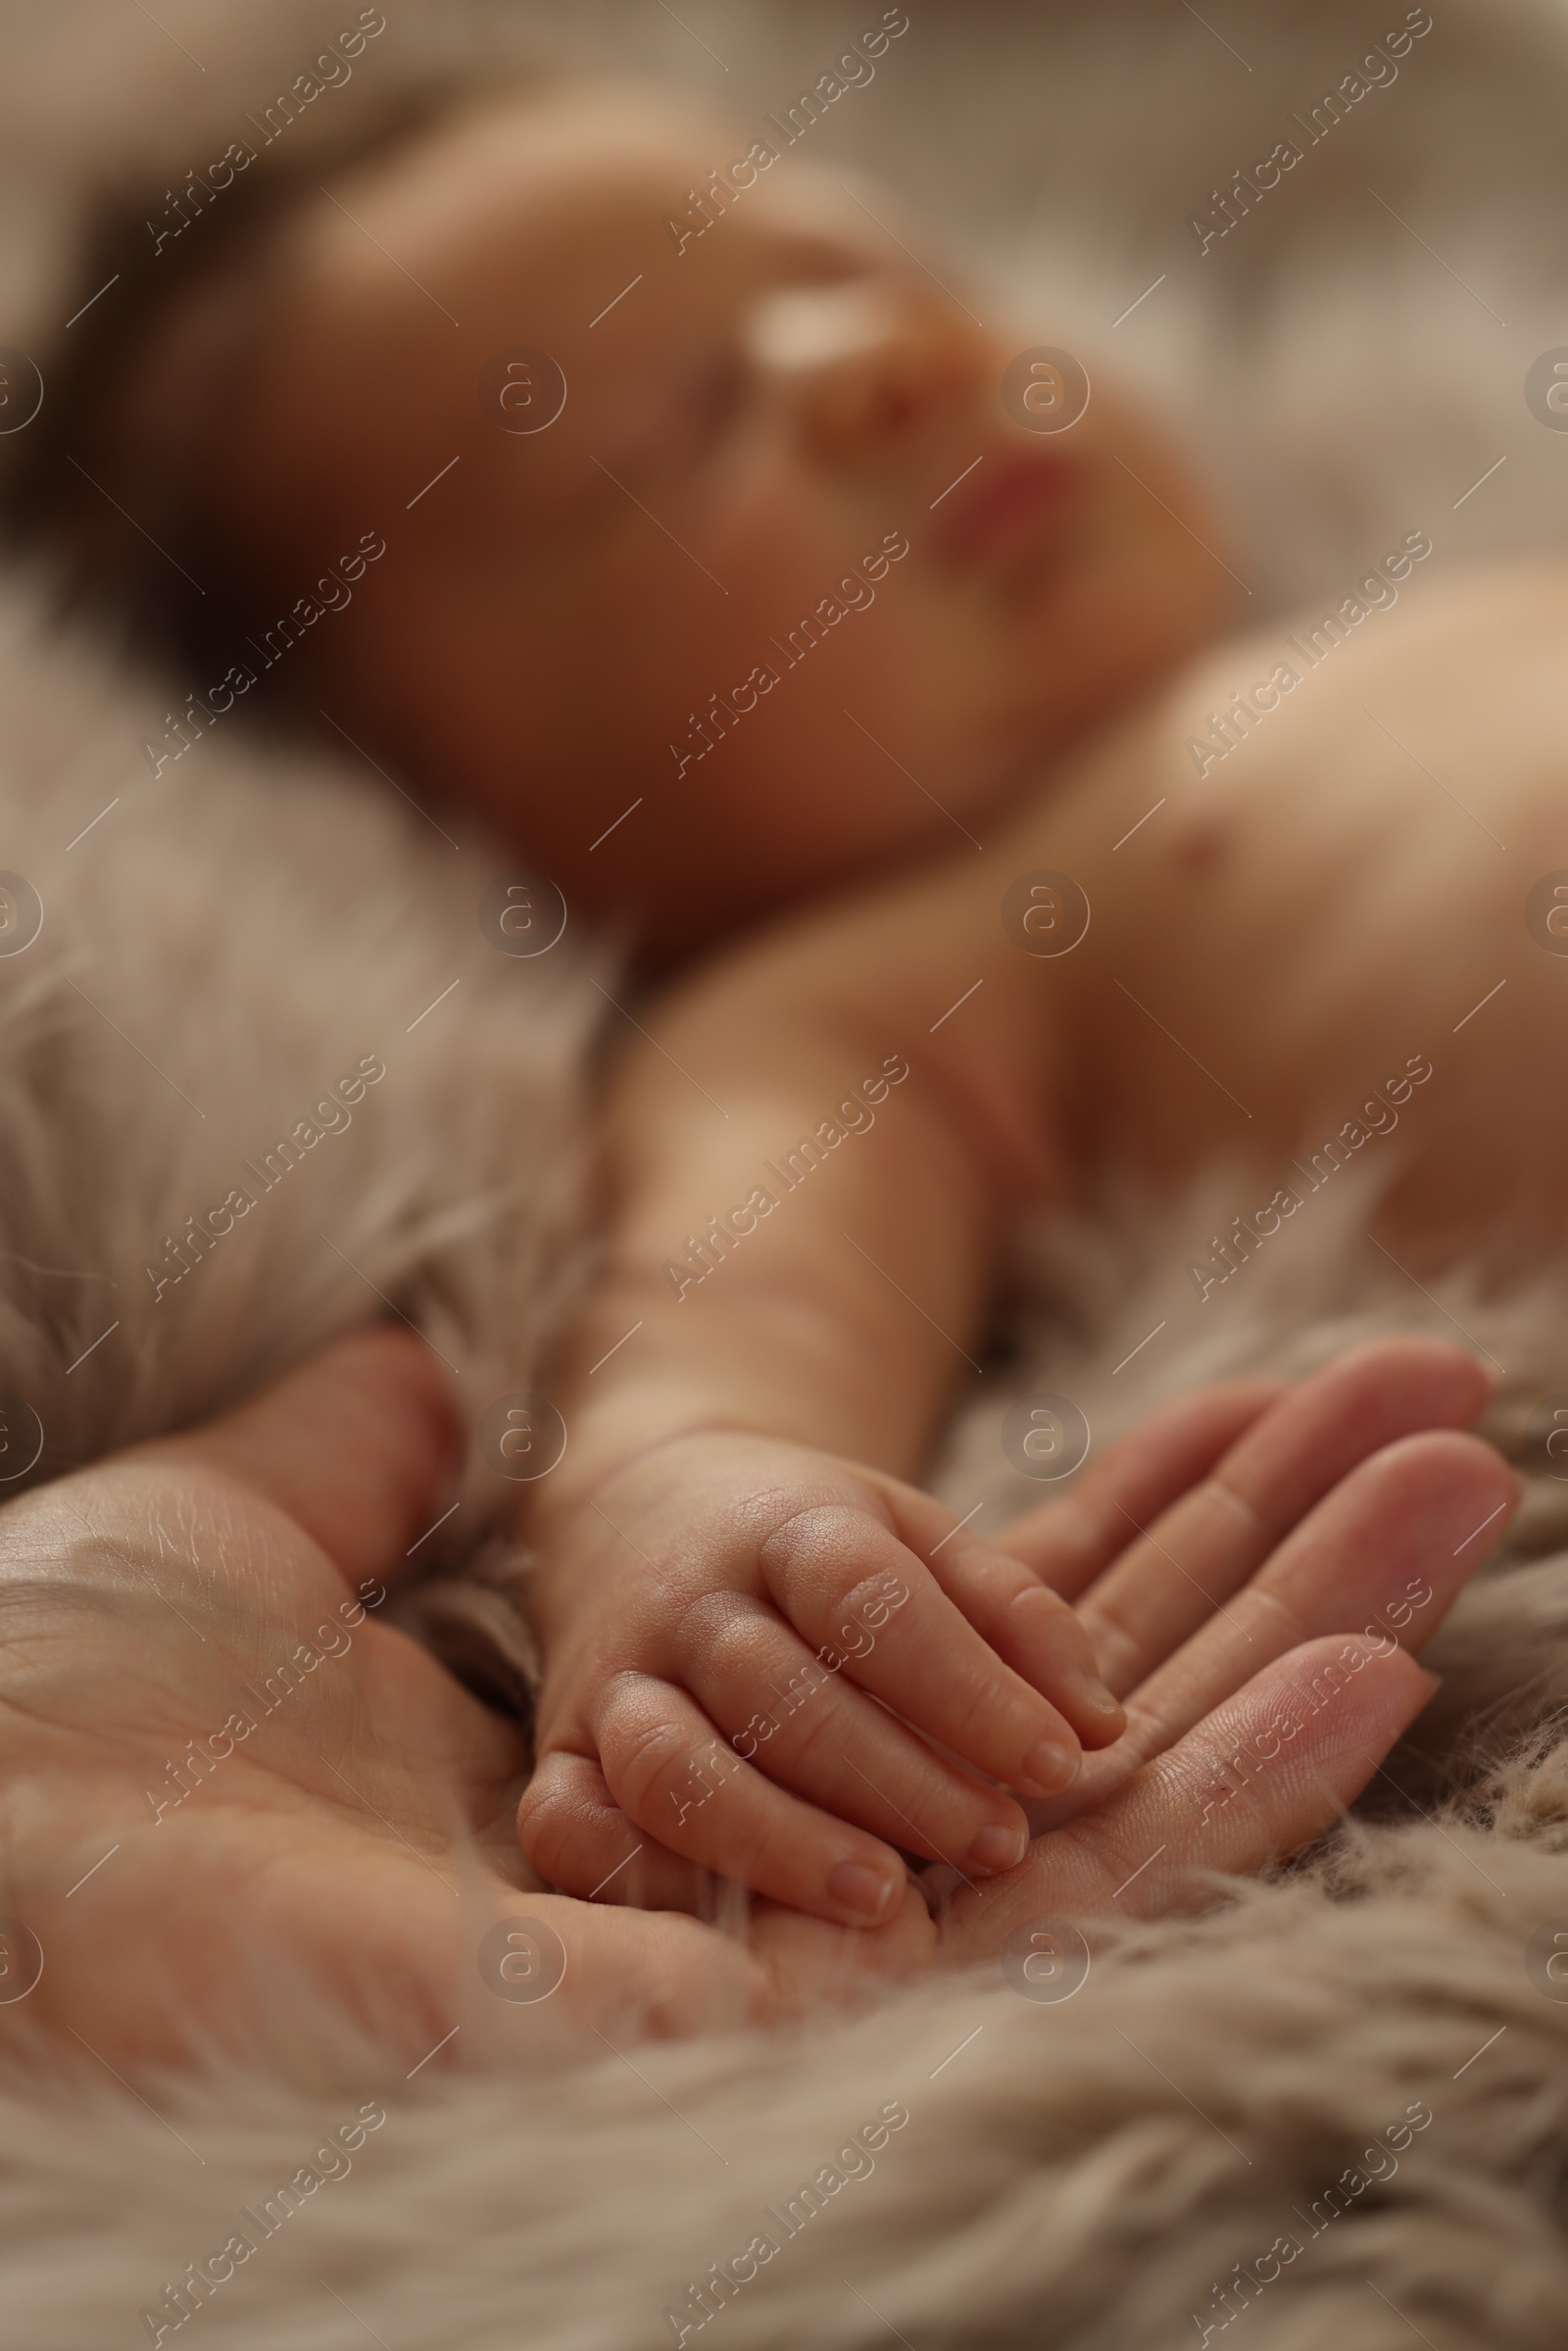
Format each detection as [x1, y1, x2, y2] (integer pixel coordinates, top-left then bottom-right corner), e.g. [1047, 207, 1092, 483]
[937, 1634, 1440, 1958]
[132, 1322, 463, 1586]
[748, 1881, 939, 2014]
[467, 1889, 771, 2046]
[992, 1377, 1285, 1596]
[1076, 1336, 1491, 1693]
[1024, 1427, 1512, 1831]
[1123, 1428, 1512, 1753]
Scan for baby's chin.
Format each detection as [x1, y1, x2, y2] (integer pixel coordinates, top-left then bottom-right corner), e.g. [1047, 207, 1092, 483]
[739, 766, 1019, 906]
[612, 683, 1100, 951]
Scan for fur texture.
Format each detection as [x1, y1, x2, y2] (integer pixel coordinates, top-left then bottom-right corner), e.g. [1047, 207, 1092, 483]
[0, 563, 604, 1694]
[2, 0, 1568, 2344]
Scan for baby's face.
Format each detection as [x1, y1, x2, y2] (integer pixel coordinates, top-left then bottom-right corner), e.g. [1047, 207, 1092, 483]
[210, 83, 1233, 950]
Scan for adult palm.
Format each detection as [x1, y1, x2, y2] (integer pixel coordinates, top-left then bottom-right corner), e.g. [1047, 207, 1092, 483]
[0, 1329, 1508, 2077]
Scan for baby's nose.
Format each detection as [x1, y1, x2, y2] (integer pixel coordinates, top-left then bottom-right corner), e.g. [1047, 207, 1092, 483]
[746, 277, 991, 464]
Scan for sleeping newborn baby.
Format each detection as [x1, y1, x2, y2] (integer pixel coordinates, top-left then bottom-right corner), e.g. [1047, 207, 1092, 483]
[20, 61, 1230, 957]
[12, 68, 1539, 1935]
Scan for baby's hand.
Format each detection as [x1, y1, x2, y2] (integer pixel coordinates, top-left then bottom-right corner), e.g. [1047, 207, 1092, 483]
[517, 1431, 1125, 1928]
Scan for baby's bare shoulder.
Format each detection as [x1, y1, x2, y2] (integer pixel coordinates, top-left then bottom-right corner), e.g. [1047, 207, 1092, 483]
[1007, 553, 1568, 885]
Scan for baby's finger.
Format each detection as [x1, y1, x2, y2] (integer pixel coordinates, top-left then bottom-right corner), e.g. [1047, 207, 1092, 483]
[591, 1669, 910, 1928]
[915, 1535, 1126, 1747]
[1077, 1336, 1490, 1694]
[991, 1377, 1284, 1597]
[674, 1592, 1031, 1878]
[759, 1503, 1088, 1798]
[517, 1748, 721, 1915]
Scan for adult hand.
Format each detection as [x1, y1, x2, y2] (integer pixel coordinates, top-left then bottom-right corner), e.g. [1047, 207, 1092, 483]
[931, 1336, 1512, 1960]
[609, 1339, 1512, 1984]
[0, 1331, 1511, 2072]
[0, 1328, 768, 2076]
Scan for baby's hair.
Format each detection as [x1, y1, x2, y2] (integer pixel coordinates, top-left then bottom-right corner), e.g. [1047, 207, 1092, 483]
[1, 71, 546, 692]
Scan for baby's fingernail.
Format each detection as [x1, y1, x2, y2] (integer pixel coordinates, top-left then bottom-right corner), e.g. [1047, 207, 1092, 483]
[1021, 1738, 1080, 1796]
[966, 1822, 1028, 1875]
[1072, 1672, 1123, 1719]
[827, 1860, 897, 1921]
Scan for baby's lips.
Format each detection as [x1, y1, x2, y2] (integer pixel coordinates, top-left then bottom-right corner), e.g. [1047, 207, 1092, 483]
[928, 445, 1086, 579]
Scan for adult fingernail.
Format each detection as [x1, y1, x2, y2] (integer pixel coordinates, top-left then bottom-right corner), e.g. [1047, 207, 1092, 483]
[827, 1860, 897, 1920]
[1021, 1738, 1080, 1796]
[966, 1822, 1028, 1875]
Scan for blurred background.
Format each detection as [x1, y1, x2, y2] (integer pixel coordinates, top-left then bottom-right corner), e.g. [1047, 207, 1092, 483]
[1, 0, 1566, 619]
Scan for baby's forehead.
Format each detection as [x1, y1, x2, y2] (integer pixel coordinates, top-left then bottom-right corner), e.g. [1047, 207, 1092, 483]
[247, 97, 764, 459]
[195, 96, 691, 565]
[204, 82, 906, 563]
[276, 78, 884, 369]
[283, 86, 731, 327]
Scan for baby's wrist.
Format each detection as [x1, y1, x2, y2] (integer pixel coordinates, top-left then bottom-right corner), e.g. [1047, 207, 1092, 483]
[534, 1415, 762, 1525]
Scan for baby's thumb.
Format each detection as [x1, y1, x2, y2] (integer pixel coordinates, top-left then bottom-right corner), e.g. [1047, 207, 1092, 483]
[140, 1323, 462, 1585]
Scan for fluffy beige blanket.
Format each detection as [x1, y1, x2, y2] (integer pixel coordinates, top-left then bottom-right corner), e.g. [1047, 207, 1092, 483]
[3, 0, 1568, 2343]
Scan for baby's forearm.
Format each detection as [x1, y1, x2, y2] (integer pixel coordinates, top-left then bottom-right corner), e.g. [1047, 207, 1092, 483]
[532, 881, 1056, 1552]
[544, 1027, 985, 1508]
[515, 847, 1103, 1914]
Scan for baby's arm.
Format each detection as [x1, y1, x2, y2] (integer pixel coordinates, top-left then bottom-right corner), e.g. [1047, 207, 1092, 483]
[520, 797, 1103, 1924]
